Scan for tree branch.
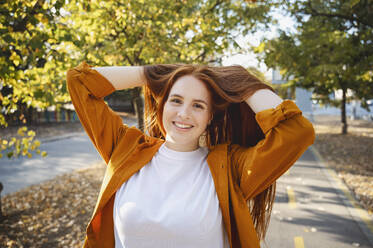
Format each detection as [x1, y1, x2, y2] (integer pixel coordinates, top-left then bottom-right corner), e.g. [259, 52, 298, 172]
[305, 2, 373, 29]
[194, 48, 207, 62]
[202, 0, 224, 18]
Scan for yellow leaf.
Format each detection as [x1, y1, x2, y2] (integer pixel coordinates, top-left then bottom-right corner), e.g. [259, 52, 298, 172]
[41, 151, 47, 157]
[9, 51, 21, 66]
[42, 16, 49, 24]
[17, 129, 25, 137]
[34, 140, 41, 147]
[27, 130, 36, 137]
[256, 42, 265, 53]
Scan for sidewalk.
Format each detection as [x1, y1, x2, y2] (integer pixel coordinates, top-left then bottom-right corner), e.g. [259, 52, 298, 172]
[263, 147, 373, 248]
[0, 132, 102, 195]
[0, 114, 137, 195]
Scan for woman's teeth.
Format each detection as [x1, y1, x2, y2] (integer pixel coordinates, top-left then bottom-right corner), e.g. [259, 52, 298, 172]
[173, 122, 193, 129]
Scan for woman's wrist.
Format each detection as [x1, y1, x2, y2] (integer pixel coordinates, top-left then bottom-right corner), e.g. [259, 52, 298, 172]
[245, 89, 283, 113]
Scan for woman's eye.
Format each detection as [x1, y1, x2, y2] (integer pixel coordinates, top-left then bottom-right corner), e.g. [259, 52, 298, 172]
[194, 103, 204, 109]
[170, 98, 181, 103]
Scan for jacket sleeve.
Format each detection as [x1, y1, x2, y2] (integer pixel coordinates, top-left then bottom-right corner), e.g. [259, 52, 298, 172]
[66, 61, 128, 164]
[230, 100, 315, 200]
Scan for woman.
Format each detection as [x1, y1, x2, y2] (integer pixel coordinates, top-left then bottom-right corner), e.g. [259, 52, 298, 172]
[66, 61, 314, 248]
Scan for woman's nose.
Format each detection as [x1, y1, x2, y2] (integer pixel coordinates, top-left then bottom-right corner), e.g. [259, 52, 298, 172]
[177, 106, 191, 119]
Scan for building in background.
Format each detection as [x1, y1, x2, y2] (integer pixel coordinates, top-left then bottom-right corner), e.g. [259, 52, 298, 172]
[271, 69, 373, 121]
[272, 69, 314, 121]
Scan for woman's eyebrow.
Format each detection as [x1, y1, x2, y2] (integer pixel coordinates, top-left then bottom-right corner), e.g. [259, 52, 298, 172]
[169, 94, 208, 105]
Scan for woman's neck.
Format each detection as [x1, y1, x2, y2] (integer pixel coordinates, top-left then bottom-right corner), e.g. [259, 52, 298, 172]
[164, 140, 199, 152]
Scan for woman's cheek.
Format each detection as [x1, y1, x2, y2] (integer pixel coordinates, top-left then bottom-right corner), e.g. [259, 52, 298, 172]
[198, 112, 209, 128]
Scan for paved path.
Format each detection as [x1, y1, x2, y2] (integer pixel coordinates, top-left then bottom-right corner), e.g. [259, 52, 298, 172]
[0, 116, 137, 196]
[262, 147, 373, 248]
[0, 133, 102, 195]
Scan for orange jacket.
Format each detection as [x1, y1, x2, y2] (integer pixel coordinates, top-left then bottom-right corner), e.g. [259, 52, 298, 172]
[66, 61, 315, 248]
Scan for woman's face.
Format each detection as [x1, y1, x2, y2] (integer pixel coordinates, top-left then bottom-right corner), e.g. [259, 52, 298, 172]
[162, 75, 212, 152]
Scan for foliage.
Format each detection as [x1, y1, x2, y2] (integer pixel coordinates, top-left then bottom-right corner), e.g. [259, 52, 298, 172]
[256, 0, 373, 133]
[65, 0, 273, 66]
[0, 0, 82, 126]
[0, 0, 84, 158]
[1, 0, 275, 156]
[63, 0, 274, 128]
[0, 127, 47, 159]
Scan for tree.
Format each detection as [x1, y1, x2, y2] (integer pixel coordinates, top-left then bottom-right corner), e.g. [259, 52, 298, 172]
[0, 0, 276, 154]
[0, 0, 83, 158]
[256, 0, 373, 134]
[63, 0, 274, 129]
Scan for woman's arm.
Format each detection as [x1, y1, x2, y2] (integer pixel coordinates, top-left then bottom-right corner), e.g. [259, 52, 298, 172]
[231, 100, 315, 200]
[66, 62, 136, 164]
[245, 89, 283, 113]
[92, 66, 146, 90]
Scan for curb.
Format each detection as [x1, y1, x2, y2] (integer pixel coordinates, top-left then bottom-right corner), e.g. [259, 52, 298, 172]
[309, 146, 373, 246]
[40, 132, 85, 143]
[38, 114, 137, 144]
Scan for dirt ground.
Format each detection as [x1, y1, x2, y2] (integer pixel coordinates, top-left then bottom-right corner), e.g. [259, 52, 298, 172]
[0, 162, 106, 247]
[312, 115, 373, 214]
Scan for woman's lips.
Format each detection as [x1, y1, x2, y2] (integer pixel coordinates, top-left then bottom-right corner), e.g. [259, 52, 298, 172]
[172, 121, 194, 131]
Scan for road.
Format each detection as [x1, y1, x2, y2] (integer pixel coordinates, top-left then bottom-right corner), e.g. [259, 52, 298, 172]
[0, 133, 102, 195]
[0, 116, 137, 196]
[262, 148, 373, 248]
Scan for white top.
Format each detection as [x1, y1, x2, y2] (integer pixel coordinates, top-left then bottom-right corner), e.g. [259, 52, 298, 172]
[113, 143, 230, 248]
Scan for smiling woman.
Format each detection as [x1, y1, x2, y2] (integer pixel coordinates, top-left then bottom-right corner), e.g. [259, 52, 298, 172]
[162, 75, 212, 152]
[66, 61, 314, 248]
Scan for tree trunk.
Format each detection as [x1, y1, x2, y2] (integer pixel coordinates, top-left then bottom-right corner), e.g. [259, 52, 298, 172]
[132, 87, 144, 131]
[26, 107, 34, 125]
[341, 87, 348, 134]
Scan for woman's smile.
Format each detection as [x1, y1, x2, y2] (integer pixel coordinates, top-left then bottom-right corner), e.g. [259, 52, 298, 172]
[172, 121, 194, 130]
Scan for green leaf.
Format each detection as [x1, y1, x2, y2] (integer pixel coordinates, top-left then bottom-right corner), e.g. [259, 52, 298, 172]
[350, 0, 360, 7]
[7, 151, 13, 158]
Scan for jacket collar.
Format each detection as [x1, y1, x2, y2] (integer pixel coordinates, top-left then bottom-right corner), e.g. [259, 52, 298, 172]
[206, 143, 231, 244]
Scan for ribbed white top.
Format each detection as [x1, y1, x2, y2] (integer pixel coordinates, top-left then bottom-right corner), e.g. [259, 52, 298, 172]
[113, 143, 229, 248]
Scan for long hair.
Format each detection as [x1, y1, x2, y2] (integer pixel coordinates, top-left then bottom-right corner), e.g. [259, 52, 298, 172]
[143, 64, 276, 240]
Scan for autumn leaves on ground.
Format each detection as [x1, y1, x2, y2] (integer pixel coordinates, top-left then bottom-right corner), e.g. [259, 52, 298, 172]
[0, 162, 106, 247]
[0, 116, 372, 247]
[312, 115, 373, 214]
